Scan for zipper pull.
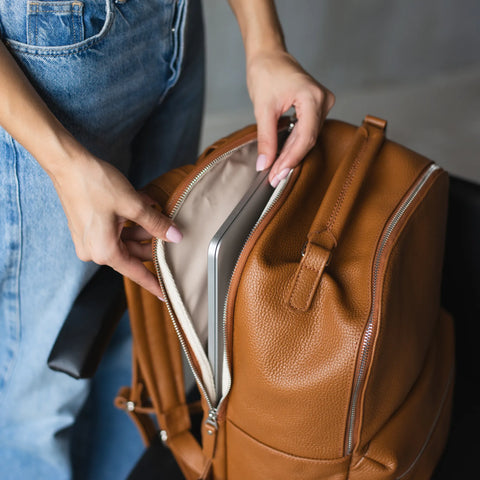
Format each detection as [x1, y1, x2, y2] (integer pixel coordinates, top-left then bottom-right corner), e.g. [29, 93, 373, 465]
[203, 409, 219, 463]
[205, 408, 218, 433]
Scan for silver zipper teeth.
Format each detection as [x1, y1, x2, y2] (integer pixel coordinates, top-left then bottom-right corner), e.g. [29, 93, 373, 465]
[216, 170, 293, 411]
[346, 163, 440, 454]
[170, 120, 292, 218]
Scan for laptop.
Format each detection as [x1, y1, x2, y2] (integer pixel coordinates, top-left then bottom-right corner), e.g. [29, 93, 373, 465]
[207, 169, 276, 394]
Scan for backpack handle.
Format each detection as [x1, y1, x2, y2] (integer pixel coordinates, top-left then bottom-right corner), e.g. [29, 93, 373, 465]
[287, 115, 387, 311]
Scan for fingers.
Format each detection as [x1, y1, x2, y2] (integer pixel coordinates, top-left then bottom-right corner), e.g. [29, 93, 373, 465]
[247, 48, 336, 187]
[124, 240, 153, 262]
[75, 225, 164, 298]
[110, 242, 164, 299]
[121, 224, 154, 242]
[269, 97, 322, 186]
[267, 88, 335, 187]
[127, 200, 183, 244]
[255, 104, 279, 172]
[120, 197, 183, 298]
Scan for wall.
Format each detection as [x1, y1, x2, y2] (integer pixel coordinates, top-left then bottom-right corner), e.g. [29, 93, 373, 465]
[201, 0, 480, 181]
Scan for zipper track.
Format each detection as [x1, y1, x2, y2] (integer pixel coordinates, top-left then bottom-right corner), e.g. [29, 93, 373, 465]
[345, 163, 440, 454]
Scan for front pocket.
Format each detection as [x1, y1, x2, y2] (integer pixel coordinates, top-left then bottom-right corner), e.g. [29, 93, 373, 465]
[27, 1, 84, 47]
[226, 420, 350, 480]
[350, 309, 454, 479]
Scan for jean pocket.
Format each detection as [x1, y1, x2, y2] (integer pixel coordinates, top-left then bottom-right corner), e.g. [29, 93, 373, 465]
[27, 1, 85, 47]
[5, 0, 113, 56]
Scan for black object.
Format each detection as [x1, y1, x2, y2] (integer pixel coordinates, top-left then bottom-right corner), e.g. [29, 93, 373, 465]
[126, 434, 185, 480]
[48, 265, 126, 379]
[432, 175, 480, 478]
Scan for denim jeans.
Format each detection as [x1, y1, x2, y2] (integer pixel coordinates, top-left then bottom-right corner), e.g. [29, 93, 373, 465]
[0, 0, 204, 478]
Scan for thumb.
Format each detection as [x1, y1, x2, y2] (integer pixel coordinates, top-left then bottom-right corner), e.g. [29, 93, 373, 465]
[255, 106, 279, 172]
[130, 199, 183, 244]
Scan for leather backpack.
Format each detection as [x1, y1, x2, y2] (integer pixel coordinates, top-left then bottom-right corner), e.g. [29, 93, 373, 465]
[116, 115, 454, 479]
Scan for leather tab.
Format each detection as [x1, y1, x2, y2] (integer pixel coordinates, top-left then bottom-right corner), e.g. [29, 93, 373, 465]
[115, 386, 157, 445]
[203, 422, 218, 461]
[287, 242, 332, 311]
[364, 114, 387, 131]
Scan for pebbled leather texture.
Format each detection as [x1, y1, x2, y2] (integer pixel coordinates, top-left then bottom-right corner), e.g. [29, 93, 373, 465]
[121, 116, 453, 480]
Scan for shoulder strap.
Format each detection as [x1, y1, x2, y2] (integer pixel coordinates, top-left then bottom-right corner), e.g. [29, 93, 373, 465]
[117, 273, 209, 479]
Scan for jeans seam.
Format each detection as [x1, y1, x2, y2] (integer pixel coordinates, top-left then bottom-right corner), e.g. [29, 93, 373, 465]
[0, 136, 22, 411]
[157, 0, 188, 104]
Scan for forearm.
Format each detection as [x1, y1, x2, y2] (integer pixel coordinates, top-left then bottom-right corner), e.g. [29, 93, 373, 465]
[227, 0, 286, 59]
[0, 41, 84, 178]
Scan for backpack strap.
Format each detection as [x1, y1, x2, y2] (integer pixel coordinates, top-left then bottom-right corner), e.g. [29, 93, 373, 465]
[117, 274, 209, 479]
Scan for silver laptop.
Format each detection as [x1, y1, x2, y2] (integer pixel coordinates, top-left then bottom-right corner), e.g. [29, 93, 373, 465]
[207, 169, 274, 393]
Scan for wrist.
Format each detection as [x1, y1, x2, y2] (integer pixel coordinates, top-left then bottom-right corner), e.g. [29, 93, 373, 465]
[244, 31, 286, 62]
[37, 123, 90, 180]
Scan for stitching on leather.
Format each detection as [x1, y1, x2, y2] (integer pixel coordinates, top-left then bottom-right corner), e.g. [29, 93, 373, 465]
[326, 130, 369, 233]
[288, 263, 320, 310]
[288, 265, 309, 310]
[395, 365, 454, 479]
[289, 127, 371, 311]
[227, 419, 349, 463]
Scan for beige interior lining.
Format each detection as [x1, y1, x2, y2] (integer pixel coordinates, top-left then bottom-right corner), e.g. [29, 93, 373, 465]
[165, 140, 260, 345]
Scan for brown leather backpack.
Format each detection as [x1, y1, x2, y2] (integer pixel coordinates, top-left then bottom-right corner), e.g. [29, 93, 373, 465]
[116, 115, 454, 479]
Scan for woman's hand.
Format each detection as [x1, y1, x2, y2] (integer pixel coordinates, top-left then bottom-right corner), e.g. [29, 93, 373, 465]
[50, 153, 181, 298]
[247, 49, 335, 186]
[228, 0, 335, 186]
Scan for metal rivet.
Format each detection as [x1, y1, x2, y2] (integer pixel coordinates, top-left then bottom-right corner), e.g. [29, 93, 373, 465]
[171, 27, 176, 33]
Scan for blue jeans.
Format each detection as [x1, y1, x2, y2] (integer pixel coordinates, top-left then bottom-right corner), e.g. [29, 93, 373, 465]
[0, 0, 204, 478]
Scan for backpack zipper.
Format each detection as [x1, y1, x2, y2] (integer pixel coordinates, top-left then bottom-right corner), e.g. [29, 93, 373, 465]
[345, 163, 441, 455]
[152, 143, 252, 425]
[152, 128, 292, 431]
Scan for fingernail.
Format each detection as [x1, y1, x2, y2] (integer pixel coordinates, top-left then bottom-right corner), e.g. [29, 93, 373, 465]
[166, 225, 183, 243]
[270, 168, 290, 188]
[256, 154, 267, 171]
[157, 295, 165, 302]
